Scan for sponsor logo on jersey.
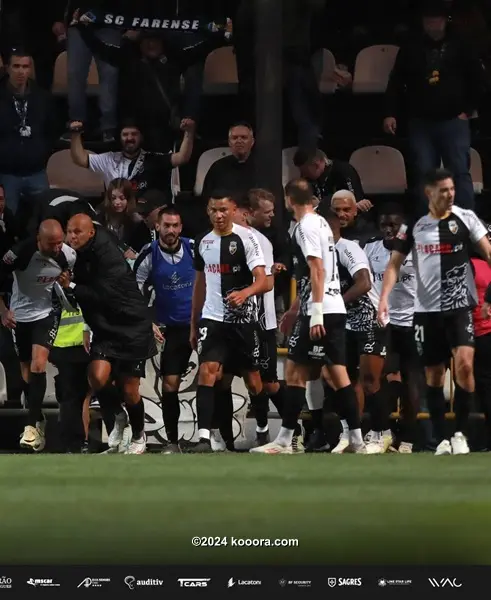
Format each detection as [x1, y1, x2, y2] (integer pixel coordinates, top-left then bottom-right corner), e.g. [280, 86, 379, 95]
[416, 242, 463, 255]
[448, 220, 458, 234]
[206, 263, 232, 274]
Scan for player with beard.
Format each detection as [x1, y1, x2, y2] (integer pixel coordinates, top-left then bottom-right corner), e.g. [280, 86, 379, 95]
[0, 220, 76, 451]
[365, 204, 418, 453]
[252, 179, 365, 454]
[135, 207, 194, 454]
[59, 214, 157, 455]
[379, 169, 491, 455]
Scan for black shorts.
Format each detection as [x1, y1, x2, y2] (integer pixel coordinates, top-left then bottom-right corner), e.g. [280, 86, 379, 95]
[288, 313, 346, 366]
[385, 324, 419, 373]
[258, 328, 278, 383]
[197, 319, 260, 373]
[358, 326, 389, 358]
[345, 329, 361, 380]
[90, 353, 146, 379]
[413, 309, 474, 367]
[160, 325, 193, 377]
[12, 313, 60, 363]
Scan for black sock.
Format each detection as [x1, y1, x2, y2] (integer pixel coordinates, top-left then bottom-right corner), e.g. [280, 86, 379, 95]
[387, 380, 403, 413]
[161, 391, 180, 444]
[426, 385, 446, 444]
[216, 388, 234, 449]
[282, 386, 305, 430]
[454, 385, 472, 436]
[126, 399, 145, 439]
[310, 408, 324, 430]
[269, 382, 286, 417]
[250, 391, 269, 429]
[334, 385, 360, 430]
[27, 372, 46, 426]
[366, 390, 390, 432]
[196, 385, 215, 435]
[97, 385, 124, 433]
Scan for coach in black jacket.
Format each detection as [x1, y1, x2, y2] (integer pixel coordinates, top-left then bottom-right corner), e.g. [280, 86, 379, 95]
[59, 214, 157, 453]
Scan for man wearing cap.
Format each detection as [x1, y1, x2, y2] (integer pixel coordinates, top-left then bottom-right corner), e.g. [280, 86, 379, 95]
[69, 118, 195, 204]
[383, 0, 486, 215]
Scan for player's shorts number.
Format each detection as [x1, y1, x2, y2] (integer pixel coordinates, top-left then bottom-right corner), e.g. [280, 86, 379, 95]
[197, 327, 207, 355]
[414, 324, 424, 343]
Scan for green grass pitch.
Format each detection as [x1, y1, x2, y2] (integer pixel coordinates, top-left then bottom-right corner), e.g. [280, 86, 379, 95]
[1, 453, 490, 565]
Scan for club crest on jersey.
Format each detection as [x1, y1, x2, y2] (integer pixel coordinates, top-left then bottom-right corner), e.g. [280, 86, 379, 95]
[448, 220, 458, 234]
[229, 241, 237, 255]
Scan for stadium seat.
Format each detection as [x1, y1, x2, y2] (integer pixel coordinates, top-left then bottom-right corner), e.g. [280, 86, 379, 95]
[352, 45, 399, 93]
[194, 147, 231, 196]
[349, 145, 407, 194]
[51, 51, 99, 95]
[282, 147, 300, 186]
[312, 48, 338, 94]
[203, 47, 238, 95]
[47, 150, 105, 196]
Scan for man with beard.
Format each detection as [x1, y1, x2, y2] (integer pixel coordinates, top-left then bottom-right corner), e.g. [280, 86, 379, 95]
[69, 118, 195, 202]
[327, 189, 378, 247]
[59, 214, 157, 455]
[135, 207, 195, 454]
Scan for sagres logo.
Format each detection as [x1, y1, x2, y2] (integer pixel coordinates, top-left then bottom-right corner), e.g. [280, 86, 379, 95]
[328, 578, 336, 587]
[428, 578, 462, 588]
[178, 578, 210, 587]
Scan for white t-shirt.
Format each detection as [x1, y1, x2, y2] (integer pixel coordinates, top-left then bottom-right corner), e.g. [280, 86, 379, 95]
[252, 227, 277, 331]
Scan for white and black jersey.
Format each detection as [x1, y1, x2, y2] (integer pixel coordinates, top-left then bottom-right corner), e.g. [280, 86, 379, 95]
[393, 206, 487, 313]
[194, 224, 265, 324]
[0, 240, 76, 322]
[291, 212, 345, 316]
[253, 227, 277, 331]
[364, 237, 416, 327]
[336, 237, 375, 331]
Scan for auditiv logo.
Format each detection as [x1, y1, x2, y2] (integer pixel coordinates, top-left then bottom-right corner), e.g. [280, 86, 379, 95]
[428, 578, 462, 588]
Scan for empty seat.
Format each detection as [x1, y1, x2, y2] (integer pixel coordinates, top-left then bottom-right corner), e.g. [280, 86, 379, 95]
[349, 145, 407, 194]
[47, 150, 105, 196]
[470, 147, 484, 194]
[312, 48, 338, 94]
[352, 45, 399, 93]
[282, 147, 300, 187]
[52, 51, 99, 95]
[203, 47, 238, 95]
[194, 147, 232, 196]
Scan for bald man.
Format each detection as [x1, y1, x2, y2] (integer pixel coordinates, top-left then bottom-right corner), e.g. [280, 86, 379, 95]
[0, 219, 77, 452]
[59, 214, 157, 455]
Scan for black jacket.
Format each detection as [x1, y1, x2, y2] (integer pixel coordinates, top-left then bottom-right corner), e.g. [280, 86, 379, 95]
[0, 78, 55, 175]
[70, 226, 156, 361]
[385, 31, 486, 120]
[308, 159, 365, 203]
[201, 153, 255, 200]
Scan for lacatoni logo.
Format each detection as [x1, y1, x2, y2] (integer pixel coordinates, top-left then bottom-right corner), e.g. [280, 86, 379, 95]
[26, 578, 60, 587]
[227, 578, 261, 587]
[178, 578, 210, 587]
[0, 576, 12, 589]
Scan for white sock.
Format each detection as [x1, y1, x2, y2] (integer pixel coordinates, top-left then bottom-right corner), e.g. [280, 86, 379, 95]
[382, 429, 392, 438]
[256, 425, 269, 433]
[340, 419, 349, 436]
[198, 428, 210, 440]
[276, 427, 294, 447]
[349, 428, 363, 445]
[306, 379, 324, 410]
[371, 431, 382, 441]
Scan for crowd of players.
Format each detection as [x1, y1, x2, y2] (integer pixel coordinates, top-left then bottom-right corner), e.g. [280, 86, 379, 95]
[2, 166, 491, 456]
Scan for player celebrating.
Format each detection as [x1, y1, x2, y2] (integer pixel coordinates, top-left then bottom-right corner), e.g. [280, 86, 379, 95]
[0, 220, 76, 451]
[252, 179, 365, 454]
[190, 193, 268, 453]
[379, 169, 491, 455]
[61, 214, 157, 454]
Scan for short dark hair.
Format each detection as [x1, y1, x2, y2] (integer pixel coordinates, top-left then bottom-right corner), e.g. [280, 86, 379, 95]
[8, 48, 31, 64]
[320, 206, 340, 227]
[293, 148, 323, 168]
[247, 188, 275, 210]
[229, 121, 254, 134]
[379, 202, 406, 217]
[235, 195, 251, 211]
[285, 178, 314, 206]
[157, 206, 181, 220]
[423, 168, 454, 187]
[208, 191, 235, 204]
[120, 118, 141, 132]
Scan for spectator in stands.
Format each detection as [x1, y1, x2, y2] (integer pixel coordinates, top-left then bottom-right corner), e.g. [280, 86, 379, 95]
[132, 190, 168, 252]
[97, 179, 139, 260]
[383, 1, 486, 215]
[293, 148, 372, 211]
[0, 185, 17, 258]
[0, 49, 53, 217]
[201, 122, 255, 201]
[328, 190, 378, 246]
[56, 6, 121, 142]
[69, 118, 195, 203]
